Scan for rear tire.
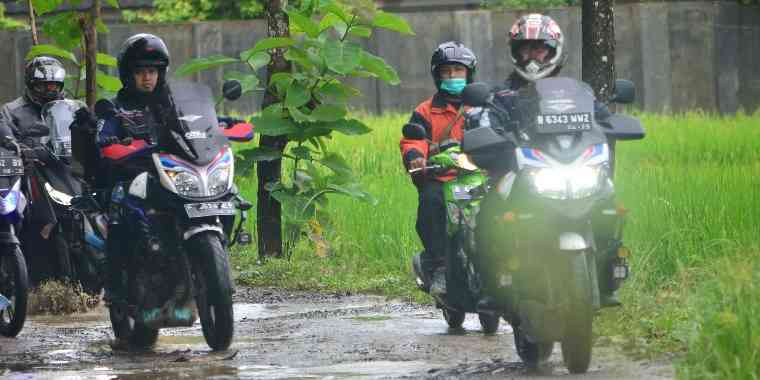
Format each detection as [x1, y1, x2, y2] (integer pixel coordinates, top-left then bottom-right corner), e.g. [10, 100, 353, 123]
[560, 253, 594, 374]
[0, 247, 28, 337]
[479, 312, 500, 334]
[189, 232, 234, 351]
[442, 307, 465, 329]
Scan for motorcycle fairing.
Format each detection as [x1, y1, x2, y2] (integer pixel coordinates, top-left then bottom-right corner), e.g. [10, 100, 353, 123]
[516, 143, 609, 171]
[41, 99, 86, 157]
[153, 147, 234, 199]
[101, 139, 150, 162]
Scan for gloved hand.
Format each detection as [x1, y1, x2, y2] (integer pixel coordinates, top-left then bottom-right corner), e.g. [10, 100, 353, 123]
[20, 145, 50, 162]
[73, 107, 97, 131]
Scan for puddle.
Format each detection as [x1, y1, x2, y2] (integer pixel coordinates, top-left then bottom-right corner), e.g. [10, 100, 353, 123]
[2, 361, 435, 380]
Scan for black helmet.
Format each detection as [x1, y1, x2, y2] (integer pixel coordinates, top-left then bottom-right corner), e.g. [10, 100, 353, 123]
[24, 56, 66, 105]
[117, 33, 170, 90]
[508, 14, 566, 82]
[430, 41, 477, 87]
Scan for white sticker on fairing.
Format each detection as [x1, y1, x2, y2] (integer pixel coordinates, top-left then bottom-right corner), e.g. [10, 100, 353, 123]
[185, 131, 207, 140]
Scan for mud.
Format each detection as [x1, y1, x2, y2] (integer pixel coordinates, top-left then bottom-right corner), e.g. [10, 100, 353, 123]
[0, 287, 674, 379]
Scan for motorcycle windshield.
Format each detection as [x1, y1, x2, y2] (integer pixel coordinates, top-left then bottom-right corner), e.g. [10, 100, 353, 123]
[163, 81, 228, 166]
[515, 77, 596, 135]
[42, 99, 86, 157]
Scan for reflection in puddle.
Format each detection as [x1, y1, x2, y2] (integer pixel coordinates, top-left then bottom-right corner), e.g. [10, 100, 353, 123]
[5, 361, 433, 380]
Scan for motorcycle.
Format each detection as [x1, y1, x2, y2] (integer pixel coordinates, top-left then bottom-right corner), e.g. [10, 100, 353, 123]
[0, 140, 29, 337]
[93, 80, 252, 351]
[406, 139, 493, 332]
[414, 77, 644, 373]
[18, 99, 107, 294]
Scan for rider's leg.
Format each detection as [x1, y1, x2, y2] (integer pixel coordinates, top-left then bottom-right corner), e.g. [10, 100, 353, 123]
[416, 180, 448, 296]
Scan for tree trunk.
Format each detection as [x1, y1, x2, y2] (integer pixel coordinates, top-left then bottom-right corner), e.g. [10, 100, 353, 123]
[83, 0, 100, 110]
[581, 0, 615, 102]
[257, 0, 291, 259]
[27, 0, 38, 45]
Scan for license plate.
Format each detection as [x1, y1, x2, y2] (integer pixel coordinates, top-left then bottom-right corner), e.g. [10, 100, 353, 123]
[184, 201, 236, 218]
[0, 157, 23, 176]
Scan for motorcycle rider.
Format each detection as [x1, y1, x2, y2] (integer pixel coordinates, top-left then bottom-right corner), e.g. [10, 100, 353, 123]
[0, 56, 72, 284]
[73, 33, 171, 313]
[467, 13, 621, 309]
[400, 41, 478, 297]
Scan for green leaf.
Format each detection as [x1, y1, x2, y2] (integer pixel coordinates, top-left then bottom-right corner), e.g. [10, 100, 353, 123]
[350, 26, 372, 38]
[359, 51, 400, 85]
[96, 71, 122, 92]
[26, 44, 78, 65]
[248, 37, 296, 54]
[174, 55, 238, 77]
[288, 106, 313, 123]
[311, 104, 347, 122]
[285, 82, 311, 108]
[287, 10, 321, 38]
[372, 11, 415, 35]
[291, 146, 312, 160]
[322, 2, 350, 22]
[96, 53, 117, 67]
[322, 40, 361, 75]
[284, 47, 315, 70]
[289, 124, 331, 142]
[319, 13, 346, 35]
[250, 115, 299, 137]
[240, 147, 283, 162]
[32, 0, 65, 15]
[242, 51, 271, 70]
[320, 153, 352, 177]
[40, 12, 82, 50]
[327, 119, 371, 135]
[105, 0, 120, 7]
[316, 82, 360, 102]
[223, 71, 260, 93]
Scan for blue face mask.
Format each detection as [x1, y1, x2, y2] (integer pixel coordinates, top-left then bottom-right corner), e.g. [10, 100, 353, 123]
[440, 78, 467, 95]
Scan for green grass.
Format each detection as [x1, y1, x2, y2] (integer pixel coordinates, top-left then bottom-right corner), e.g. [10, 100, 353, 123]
[231, 110, 760, 377]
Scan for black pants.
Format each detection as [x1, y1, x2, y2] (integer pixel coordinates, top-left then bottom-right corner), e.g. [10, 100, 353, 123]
[416, 180, 448, 275]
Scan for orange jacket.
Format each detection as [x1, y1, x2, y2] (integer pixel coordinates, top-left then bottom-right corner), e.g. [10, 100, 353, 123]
[400, 93, 468, 182]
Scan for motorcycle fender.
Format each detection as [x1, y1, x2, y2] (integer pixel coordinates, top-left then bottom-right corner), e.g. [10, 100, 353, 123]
[559, 232, 590, 251]
[44, 182, 73, 206]
[128, 172, 149, 200]
[183, 224, 224, 241]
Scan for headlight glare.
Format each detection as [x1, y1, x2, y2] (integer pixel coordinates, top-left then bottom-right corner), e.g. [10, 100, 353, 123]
[528, 165, 604, 200]
[208, 166, 231, 196]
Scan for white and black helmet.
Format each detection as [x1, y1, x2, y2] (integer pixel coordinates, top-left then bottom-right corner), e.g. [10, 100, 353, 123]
[24, 56, 66, 105]
[508, 14, 566, 82]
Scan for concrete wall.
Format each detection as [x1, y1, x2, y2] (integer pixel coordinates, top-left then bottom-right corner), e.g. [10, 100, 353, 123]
[0, 1, 758, 114]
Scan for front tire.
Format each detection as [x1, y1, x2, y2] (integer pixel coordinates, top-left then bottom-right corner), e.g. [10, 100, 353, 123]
[514, 327, 553, 368]
[560, 253, 594, 374]
[442, 307, 465, 329]
[479, 312, 500, 334]
[189, 232, 234, 351]
[0, 247, 28, 337]
[108, 303, 159, 349]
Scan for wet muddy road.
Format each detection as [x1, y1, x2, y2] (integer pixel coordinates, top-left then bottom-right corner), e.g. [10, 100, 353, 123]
[0, 287, 674, 379]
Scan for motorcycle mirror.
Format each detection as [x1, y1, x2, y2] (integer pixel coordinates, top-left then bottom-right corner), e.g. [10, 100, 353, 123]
[402, 123, 427, 140]
[610, 79, 635, 104]
[461, 82, 491, 107]
[94, 99, 116, 119]
[27, 122, 50, 138]
[222, 80, 243, 101]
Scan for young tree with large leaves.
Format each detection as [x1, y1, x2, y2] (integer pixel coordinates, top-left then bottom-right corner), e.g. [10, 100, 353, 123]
[581, 0, 615, 102]
[177, 0, 413, 259]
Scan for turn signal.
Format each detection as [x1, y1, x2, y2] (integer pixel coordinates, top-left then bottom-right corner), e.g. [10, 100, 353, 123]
[617, 246, 631, 259]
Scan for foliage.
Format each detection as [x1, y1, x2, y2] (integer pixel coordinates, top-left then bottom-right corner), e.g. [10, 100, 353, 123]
[122, 0, 265, 23]
[0, 4, 28, 30]
[481, 0, 577, 9]
[27, 0, 121, 99]
[178, 0, 412, 256]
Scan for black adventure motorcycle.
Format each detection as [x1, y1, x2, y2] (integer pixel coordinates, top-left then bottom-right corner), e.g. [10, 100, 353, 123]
[92, 80, 252, 351]
[412, 77, 644, 373]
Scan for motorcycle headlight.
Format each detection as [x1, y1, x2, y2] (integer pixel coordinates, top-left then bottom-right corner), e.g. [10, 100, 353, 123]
[166, 170, 204, 198]
[528, 165, 605, 200]
[208, 165, 231, 197]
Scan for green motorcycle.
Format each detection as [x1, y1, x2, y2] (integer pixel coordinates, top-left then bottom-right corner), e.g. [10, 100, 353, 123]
[406, 128, 494, 332]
